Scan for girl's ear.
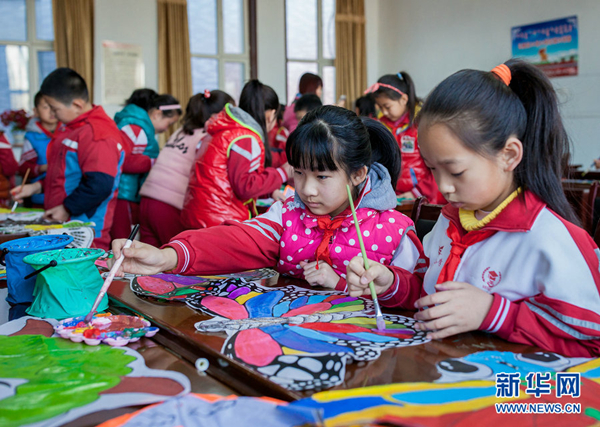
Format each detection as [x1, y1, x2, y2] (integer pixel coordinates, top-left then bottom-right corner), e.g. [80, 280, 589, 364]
[399, 93, 409, 106]
[501, 137, 523, 172]
[350, 166, 369, 186]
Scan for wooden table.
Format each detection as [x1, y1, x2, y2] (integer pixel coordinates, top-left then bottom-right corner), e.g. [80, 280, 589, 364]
[107, 274, 538, 402]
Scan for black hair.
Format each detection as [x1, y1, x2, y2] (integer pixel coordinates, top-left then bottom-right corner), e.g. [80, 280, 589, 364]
[373, 71, 420, 126]
[286, 105, 401, 191]
[277, 103, 286, 122]
[125, 88, 158, 111]
[417, 58, 578, 224]
[298, 73, 323, 95]
[40, 67, 89, 104]
[294, 94, 323, 114]
[33, 91, 44, 108]
[182, 90, 234, 135]
[239, 79, 279, 167]
[354, 94, 377, 118]
[152, 94, 182, 118]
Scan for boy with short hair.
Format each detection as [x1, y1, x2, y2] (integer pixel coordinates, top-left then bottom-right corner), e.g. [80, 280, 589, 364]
[294, 94, 323, 123]
[12, 68, 125, 249]
[19, 91, 58, 205]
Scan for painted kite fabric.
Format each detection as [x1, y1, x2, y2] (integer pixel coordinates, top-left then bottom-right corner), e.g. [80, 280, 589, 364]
[97, 351, 600, 427]
[127, 268, 277, 300]
[0, 317, 190, 427]
[186, 279, 429, 391]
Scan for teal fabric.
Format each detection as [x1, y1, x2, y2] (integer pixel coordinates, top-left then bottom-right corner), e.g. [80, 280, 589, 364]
[24, 248, 106, 320]
[114, 104, 159, 202]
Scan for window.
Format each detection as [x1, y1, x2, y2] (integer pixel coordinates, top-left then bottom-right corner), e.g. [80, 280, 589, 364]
[188, 0, 250, 103]
[285, 0, 335, 105]
[0, 0, 56, 117]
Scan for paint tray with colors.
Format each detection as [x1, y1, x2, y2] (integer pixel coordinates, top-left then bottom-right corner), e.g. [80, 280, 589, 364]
[55, 313, 159, 346]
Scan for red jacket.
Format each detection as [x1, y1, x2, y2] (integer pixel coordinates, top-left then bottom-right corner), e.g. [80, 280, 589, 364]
[379, 114, 445, 204]
[268, 123, 289, 168]
[0, 133, 18, 200]
[181, 104, 288, 230]
[43, 106, 125, 249]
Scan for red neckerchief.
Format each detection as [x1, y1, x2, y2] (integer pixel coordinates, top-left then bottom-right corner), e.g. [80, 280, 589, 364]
[314, 212, 349, 269]
[436, 220, 496, 283]
[35, 121, 55, 138]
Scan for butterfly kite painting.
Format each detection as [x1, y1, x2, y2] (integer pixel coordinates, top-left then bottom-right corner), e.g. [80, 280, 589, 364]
[186, 279, 429, 391]
[128, 269, 277, 301]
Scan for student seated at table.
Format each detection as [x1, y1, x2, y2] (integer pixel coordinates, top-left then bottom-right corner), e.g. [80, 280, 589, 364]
[12, 68, 125, 250]
[112, 106, 425, 293]
[346, 60, 600, 357]
[19, 91, 58, 206]
[354, 94, 377, 118]
[294, 94, 322, 123]
[367, 71, 444, 204]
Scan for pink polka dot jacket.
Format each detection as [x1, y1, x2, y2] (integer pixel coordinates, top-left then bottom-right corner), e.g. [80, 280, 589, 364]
[166, 163, 426, 296]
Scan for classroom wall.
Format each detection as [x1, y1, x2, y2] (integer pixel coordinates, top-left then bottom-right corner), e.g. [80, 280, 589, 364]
[93, 0, 159, 119]
[256, 0, 287, 104]
[374, 0, 600, 165]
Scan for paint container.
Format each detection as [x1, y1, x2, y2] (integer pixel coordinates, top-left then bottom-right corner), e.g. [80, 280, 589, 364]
[0, 235, 74, 306]
[24, 248, 106, 320]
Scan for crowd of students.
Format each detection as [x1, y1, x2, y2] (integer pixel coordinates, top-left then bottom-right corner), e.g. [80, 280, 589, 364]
[2, 62, 599, 357]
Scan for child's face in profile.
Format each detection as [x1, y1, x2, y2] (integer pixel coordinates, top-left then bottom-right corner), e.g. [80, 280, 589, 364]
[375, 95, 407, 122]
[43, 96, 82, 124]
[419, 123, 519, 212]
[34, 98, 57, 126]
[294, 166, 367, 217]
[150, 110, 180, 133]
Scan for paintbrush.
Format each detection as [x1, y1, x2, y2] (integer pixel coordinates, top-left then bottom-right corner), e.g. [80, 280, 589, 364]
[84, 224, 139, 324]
[11, 168, 30, 213]
[346, 185, 386, 331]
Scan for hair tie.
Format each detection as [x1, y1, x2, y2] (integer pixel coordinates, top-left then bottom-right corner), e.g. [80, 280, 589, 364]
[204, 89, 211, 99]
[158, 104, 181, 111]
[491, 64, 511, 86]
[396, 72, 403, 81]
[364, 82, 405, 96]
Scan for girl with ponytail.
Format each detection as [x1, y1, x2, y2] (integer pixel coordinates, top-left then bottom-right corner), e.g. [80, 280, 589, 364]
[138, 90, 234, 246]
[181, 79, 293, 229]
[367, 71, 444, 203]
[112, 105, 425, 295]
[347, 59, 600, 357]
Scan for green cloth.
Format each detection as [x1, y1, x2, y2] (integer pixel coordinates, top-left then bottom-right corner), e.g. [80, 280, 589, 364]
[25, 248, 106, 320]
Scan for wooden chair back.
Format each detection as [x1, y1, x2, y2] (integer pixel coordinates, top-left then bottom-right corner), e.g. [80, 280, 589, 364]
[562, 180, 599, 234]
[410, 197, 444, 241]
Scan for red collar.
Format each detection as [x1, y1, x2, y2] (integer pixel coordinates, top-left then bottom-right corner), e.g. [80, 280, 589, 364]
[36, 121, 55, 138]
[380, 112, 410, 130]
[441, 190, 546, 233]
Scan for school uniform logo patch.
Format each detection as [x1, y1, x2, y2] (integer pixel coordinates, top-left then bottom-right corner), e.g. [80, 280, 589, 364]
[400, 135, 415, 153]
[482, 267, 502, 289]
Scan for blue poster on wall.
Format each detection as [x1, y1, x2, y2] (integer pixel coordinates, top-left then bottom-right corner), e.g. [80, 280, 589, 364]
[511, 16, 578, 78]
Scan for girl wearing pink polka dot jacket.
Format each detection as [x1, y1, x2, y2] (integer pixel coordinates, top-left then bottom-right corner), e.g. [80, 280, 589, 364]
[111, 106, 426, 294]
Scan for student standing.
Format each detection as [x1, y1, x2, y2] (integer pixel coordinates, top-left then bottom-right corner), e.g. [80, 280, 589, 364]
[12, 68, 125, 250]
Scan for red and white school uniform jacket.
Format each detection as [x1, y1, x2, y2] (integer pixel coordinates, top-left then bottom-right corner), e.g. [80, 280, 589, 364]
[166, 163, 426, 293]
[0, 133, 18, 199]
[383, 190, 600, 357]
[268, 123, 290, 169]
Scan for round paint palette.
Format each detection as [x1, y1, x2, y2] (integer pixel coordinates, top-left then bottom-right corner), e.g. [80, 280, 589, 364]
[55, 313, 159, 346]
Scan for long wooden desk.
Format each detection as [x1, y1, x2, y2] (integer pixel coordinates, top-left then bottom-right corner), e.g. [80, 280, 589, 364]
[108, 274, 539, 402]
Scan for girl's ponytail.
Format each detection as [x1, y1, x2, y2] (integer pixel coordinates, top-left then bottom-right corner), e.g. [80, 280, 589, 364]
[361, 117, 401, 190]
[504, 59, 577, 223]
[239, 79, 280, 167]
[398, 71, 418, 126]
[418, 59, 578, 224]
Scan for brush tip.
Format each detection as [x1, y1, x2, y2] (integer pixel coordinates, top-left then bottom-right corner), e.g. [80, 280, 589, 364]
[375, 316, 386, 331]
